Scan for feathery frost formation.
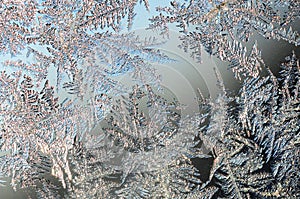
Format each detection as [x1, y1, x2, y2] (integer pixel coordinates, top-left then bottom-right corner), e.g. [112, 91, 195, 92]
[149, 0, 300, 79]
[0, 0, 299, 198]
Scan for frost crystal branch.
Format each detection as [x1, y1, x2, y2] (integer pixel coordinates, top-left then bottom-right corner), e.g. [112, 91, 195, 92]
[0, 0, 167, 196]
[149, 0, 300, 79]
[0, 0, 299, 198]
[195, 52, 300, 198]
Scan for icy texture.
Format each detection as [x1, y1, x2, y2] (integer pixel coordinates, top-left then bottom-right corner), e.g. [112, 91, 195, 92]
[196, 52, 300, 198]
[149, 0, 300, 79]
[0, 0, 299, 199]
[0, 0, 168, 195]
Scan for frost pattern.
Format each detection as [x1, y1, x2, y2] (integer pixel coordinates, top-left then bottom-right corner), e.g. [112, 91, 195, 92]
[0, 0, 168, 196]
[196, 52, 300, 198]
[0, 0, 299, 199]
[149, 0, 300, 79]
[2, 52, 298, 198]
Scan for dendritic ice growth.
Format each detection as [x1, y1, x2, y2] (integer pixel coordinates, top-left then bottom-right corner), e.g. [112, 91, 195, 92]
[0, 0, 169, 197]
[149, 0, 300, 79]
[195, 52, 300, 198]
[0, 0, 299, 199]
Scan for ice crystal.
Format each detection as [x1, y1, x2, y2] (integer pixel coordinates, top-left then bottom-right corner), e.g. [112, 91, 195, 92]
[149, 0, 300, 79]
[0, 0, 299, 198]
[90, 84, 201, 198]
[0, 71, 92, 190]
[6, 84, 202, 198]
[0, 0, 168, 196]
[195, 52, 300, 198]
[59, 52, 299, 198]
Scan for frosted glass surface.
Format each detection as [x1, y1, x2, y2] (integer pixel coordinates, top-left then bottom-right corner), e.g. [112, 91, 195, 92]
[0, 1, 299, 198]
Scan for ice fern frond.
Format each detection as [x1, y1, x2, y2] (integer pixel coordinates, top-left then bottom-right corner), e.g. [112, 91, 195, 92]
[94, 84, 202, 198]
[149, 0, 299, 79]
[115, 156, 202, 199]
[0, 71, 91, 191]
[197, 52, 300, 198]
